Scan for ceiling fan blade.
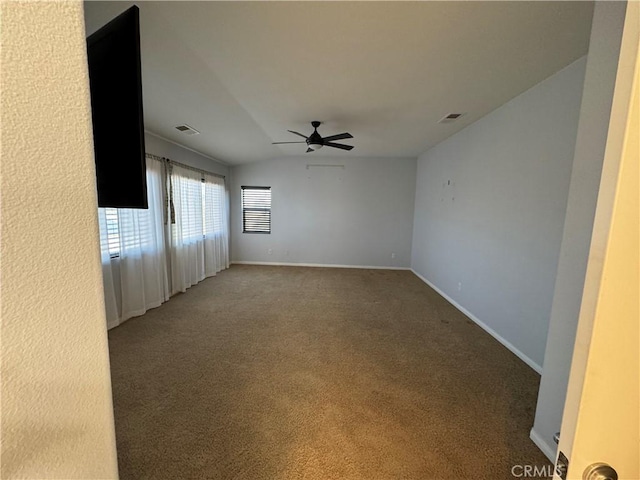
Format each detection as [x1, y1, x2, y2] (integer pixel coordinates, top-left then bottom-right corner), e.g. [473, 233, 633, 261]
[321, 132, 353, 142]
[324, 142, 354, 151]
[306, 148, 313, 153]
[287, 130, 308, 139]
[272, 141, 306, 144]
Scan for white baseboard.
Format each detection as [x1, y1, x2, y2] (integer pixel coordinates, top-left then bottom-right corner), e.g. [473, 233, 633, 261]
[410, 269, 543, 375]
[232, 261, 411, 271]
[530, 428, 557, 463]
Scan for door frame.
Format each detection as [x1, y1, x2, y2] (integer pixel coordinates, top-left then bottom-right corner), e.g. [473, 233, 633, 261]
[556, 1, 639, 478]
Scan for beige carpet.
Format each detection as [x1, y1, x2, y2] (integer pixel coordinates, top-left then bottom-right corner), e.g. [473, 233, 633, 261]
[108, 265, 551, 479]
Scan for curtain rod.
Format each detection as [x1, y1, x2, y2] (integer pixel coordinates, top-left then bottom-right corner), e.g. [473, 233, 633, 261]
[145, 152, 226, 180]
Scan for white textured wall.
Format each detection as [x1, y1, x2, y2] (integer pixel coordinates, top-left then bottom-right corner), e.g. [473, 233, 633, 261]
[411, 57, 587, 371]
[1, 2, 118, 478]
[531, 1, 627, 462]
[231, 156, 416, 268]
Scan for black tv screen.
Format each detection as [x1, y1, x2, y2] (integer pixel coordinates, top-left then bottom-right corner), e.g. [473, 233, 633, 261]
[87, 6, 147, 209]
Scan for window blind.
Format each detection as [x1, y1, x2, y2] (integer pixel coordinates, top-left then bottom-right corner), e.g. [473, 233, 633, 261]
[242, 186, 271, 234]
[104, 207, 121, 257]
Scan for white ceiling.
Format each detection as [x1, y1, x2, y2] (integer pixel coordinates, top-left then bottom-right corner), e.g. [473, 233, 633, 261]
[84, 1, 594, 166]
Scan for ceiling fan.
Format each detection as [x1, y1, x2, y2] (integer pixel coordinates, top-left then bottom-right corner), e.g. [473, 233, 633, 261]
[272, 121, 354, 153]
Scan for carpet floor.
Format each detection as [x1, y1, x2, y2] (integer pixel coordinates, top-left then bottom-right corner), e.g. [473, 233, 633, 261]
[107, 265, 551, 479]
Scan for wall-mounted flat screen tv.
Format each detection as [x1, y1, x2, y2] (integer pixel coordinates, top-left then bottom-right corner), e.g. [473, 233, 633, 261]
[87, 5, 147, 209]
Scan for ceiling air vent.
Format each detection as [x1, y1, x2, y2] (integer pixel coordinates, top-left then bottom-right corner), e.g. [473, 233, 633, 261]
[438, 113, 465, 124]
[175, 124, 200, 136]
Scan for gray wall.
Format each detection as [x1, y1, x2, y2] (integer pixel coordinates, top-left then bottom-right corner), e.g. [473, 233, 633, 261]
[231, 156, 416, 268]
[145, 132, 229, 177]
[411, 57, 587, 371]
[531, 1, 626, 461]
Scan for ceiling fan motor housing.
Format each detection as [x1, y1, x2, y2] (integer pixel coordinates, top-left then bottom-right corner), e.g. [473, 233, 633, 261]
[307, 121, 323, 149]
[307, 133, 323, 147]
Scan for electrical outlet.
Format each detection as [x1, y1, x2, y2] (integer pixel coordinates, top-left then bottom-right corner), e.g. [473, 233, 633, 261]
[391, 253, 396, 259]
[457, 282, 462, 291]
[267, 248, 273, 255]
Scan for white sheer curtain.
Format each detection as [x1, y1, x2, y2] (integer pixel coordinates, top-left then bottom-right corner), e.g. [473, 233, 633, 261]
[169, 166, 230, 293]
[203, 173, 229, 276]
[118, 157, 169, 321]
[98, 156, 169, 328]
[170, 165, 205, 294]
[98, 209, 120, 329]
[99, 157, 229, 327]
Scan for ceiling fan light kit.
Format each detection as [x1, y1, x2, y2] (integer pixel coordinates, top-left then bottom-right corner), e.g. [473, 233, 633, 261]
[272, 121, 354, 153]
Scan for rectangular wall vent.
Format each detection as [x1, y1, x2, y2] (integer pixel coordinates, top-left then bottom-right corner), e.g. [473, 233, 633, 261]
[438, 113, 465, 124]
[175, 124, 200, 135]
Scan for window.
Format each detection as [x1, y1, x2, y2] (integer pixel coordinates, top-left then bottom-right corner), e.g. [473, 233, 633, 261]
[103, 207, 121, 257]
[100, 161, 165, 260]
[204, 177, 226, 237]
[169, 173, 225, 242]
[242, 186, 271, 234]
[171, 170, 204, 244]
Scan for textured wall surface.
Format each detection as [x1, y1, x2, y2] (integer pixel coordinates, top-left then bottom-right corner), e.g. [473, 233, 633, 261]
[1, 2, 119, 478]
[231, 156, 416, 268]
[411, 57, 587, 372]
